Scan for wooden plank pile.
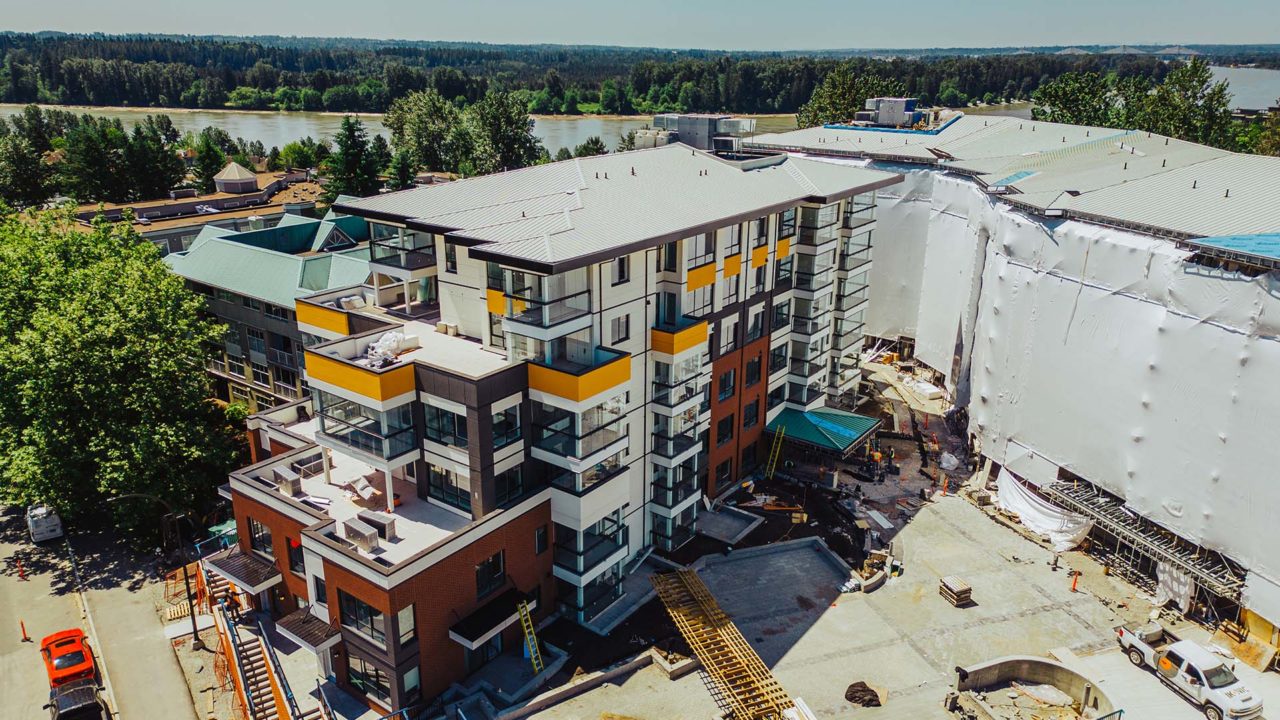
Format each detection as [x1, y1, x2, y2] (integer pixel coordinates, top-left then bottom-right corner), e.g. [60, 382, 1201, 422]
[939, 575, 972, 607]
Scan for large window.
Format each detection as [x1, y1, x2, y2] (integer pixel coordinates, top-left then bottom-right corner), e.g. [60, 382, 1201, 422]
[492, 405, 521, 450]
[751, 217, 769, 248]
[246, 327, 266, 354]
[249, 518, 273, 557]
[716, 459, 733, 488]
[776, 208, 796, 240]
[744, 355, 762, 387]
[725, 225, 742, 257]
[476, 551, 505, 599]
[227, 355, 246, 378]
[769, 344, 788, 376]
[716, 415, 735, 446]
[338, 590, 386, 645]
[494, 466, 526, 507]
[486, 261, 504, 290]
[265, 303, 291, 322]
[315, 391, 415, 459]
[743, 400, 759, 429]
[287, 537, 304, 575]
[612, 256, 630, 285]
[251, 361, 270, 387]
[346, 655, 390, 704]
[425, 404, 469, 448]
[427, 464, 471, 512]
[717, 369, 736, 402]
[611, 314, 630, 344]
[397, 605, 416, 646]
[488, 313, 506, 350]
[688, 233, 715, 267]
[444, 243, 457, 273]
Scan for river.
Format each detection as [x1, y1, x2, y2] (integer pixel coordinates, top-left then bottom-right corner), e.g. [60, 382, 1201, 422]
[2, 66, 1274, 151]
[0, 104, 797, 154]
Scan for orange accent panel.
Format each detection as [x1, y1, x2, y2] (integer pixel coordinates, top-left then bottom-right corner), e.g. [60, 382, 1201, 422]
[687, 262, 716, 291]
[777, 236, 792, 259]
[486, 289, 505, 315]
[305, 351, 416, 402]
[295, 301, 350, 336]
[528, 353, 631, 403]
[651, 321, 708, 356]
[722, 254, 742, 277]
[751, 245, 769, 269]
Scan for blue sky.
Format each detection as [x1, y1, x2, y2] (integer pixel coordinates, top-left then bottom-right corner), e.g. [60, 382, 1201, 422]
[5, 0, 1279, 50]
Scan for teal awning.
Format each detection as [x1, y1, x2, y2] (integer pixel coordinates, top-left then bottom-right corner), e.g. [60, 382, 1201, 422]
[767, 407, 880, 455]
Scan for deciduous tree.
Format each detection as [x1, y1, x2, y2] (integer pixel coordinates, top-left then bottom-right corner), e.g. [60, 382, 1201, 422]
[796, 65, 906, 128]
[0, 135, 51, 209]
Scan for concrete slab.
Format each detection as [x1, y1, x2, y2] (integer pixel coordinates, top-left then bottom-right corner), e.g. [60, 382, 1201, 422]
[697, 506, 764, 545]
[163, 613, 214, 639]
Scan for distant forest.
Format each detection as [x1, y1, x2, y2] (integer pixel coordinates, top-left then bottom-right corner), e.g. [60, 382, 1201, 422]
[1, 33, 1278, 115]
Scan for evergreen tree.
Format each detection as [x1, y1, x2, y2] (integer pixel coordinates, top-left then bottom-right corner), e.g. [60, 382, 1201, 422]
[125, 123, 185, 200]
[796, 65, 906, 128]
[370, 133, 393, 173]
[573, 136, 608, 157]
[322, 115, 382, 202]
[0, 135, 51, 209]
[387, 149, 417, 191]
[192, 132, 226, 195]
[554, 146, 573, 162]
[617, 130, 637, 152]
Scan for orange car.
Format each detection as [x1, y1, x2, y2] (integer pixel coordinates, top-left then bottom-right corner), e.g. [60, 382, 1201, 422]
[40, 629, 98, 688]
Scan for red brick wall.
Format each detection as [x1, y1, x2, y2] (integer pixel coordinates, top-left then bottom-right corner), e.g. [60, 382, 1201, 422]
[707, 334, 770, 496]
[323, 499, 554, 709]
[231, 492, 309, 611]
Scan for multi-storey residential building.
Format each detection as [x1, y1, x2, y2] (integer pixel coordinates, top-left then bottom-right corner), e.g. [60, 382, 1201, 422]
[203, 144, 897, 714]
[166, 211, 372, 412]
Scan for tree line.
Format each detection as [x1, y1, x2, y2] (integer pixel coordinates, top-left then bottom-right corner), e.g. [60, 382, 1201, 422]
[0, 32, 1221, 115]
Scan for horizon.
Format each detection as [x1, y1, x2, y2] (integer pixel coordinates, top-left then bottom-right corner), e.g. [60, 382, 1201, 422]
[4, 0, 1279, 52]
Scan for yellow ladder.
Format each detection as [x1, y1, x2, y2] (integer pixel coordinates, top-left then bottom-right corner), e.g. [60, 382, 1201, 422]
[765, 426, 786, 481]
[518, 601, 544, 674]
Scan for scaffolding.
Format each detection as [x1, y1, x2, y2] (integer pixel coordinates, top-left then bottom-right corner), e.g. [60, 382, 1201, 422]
[651, 569, 795, 720]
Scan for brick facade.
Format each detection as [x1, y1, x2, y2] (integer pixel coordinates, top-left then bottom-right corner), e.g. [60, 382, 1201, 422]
[707, 333, 770, 496]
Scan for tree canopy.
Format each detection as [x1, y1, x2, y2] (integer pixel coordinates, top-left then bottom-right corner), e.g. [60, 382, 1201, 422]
[385, 89, 544, 175]
[796, 66, 906, 128]
[322, 115, 384, 202]
[0, 206, 244, 537]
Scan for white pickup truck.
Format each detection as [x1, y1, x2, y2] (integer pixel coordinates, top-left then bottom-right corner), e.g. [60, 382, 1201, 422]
[1116, 622, 1264, 720]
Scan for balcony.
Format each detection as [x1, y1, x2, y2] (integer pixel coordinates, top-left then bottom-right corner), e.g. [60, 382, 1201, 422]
[272, 381, 300, 400]
[838, 246, 872, 273]
[554, 528, 628, 577]
[370, 235, 436, 271]
[652, 476, 698, 509]
[789, 359, 825, 378]
[547, 455, 628, 496]
[267, 348, 297, 368]
[535, 420, 625, 461]
[797, 223, 841, 248]
[652, 378, 702, 409]
[652, 428, 700, 459]
[505, 291, 591, 329]
[843, 203, 876, 231]
[527, 346, 631, 403]
[651, 316, 708, 357]
[791, 313, 832, 337]
[304, 346, 416, 403]
[836, 287, 869, 312]
[794, 269, 834, 294]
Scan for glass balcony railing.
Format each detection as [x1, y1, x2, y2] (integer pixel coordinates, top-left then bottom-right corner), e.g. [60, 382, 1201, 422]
[652, 378, 701, 408]
[844, 203, 876, 230]
[535, 419, 625, 460]
[791, 313, 832, 336]
[505, 291, 591, 329]
[789, 359, 825, 378]
[370, 237, 436, 270]
[554, 528, 627, 576]
[652, 477, 698, 509]
[834, 329, 865, 351]
[652, 428, 700, 459]
[547, 455, 627, 495]
[267, 348, 297, 368]
[838, 246, 873, 272]
[317, 420, 416, 460]
[794, 269, 834, 293]
[837, 287, 869, 311]
[798, 223, 841, 247]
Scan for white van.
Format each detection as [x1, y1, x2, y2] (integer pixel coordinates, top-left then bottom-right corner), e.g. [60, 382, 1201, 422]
[26, 505, 64, 543]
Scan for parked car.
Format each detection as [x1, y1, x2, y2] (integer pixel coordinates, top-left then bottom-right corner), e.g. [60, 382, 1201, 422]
[44, 678, 109, 720]
[1117, 622, 1263, 720]
[27, 505, 64, 543]
[40, 629, 98, 688]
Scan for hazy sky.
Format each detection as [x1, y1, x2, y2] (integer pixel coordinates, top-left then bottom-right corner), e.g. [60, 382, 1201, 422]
[5, 0, 1279, 51]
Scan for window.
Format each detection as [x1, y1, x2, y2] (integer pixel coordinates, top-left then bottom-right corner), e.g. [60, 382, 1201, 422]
[777, 208, 796, 240]
[768, 384, 787, 409]
[717, 415, 735, 446]
[751, 217, 769, 248]
[535, 525, 549, 555]
[776, 255, 793, 285]
[227, 355, 246, 378]
[688, 233, 715, 267]
[717, 369, 736, 401]
[492, 405, 521, 449]
[248, 518, 273, 557]
[445, 242, 457, 272]
[338, 590, 386, 644]
[661, 241, 678, 272]
[488, 312, 506, 350]
[772, 300, 790, 331]
[725, 225, 742, 257]
[494, 466, 526, 507]
[723, 275, 739, 305]
[403, 666, 421, 704]
[264, 304, 290, 322]
[476, 551, 505, 599]
[745, 356, 762, 387]
[719, 316, 737, 354]
[686, 284, 713, 317]
[251, 361, 270, 387]
[243, 296, 262, 311]
[397, 605, 416, 646]
[486, 261, 504, 290]
[743, 400, 759, 429]
[346, 655, 390, 704]
[612, 256, 630, 285]
[752, 266, 766, 295]
[611, 314, 630, 344]
[425, 405, 468, 448]
[715, 459, 733, 488]
[313, 576, 327, 605]
[246, 327, 266, 354]
[742, 441, 759, 472]
[427, 464, 471, 512]
[769, 344, 788, 375]
[287, 537, 304, 575]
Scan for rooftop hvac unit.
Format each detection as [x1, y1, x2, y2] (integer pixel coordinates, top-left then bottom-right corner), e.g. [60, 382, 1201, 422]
[273, 466, 302, 497]
[343, 519, 379, 552]
[358, 510, 397, 541]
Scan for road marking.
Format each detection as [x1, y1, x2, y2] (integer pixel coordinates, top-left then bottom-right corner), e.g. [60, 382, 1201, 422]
[63, 536, 121, 718]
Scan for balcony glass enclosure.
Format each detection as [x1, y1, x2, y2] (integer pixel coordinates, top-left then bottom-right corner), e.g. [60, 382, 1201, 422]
[315, 389, 415, 459]
[503, 268, 590, 328]
[652, 356, 702, 408]
[794, 251, 835, 293]
[533, 394, 626, 459]
[652, 458, 698, 509]
[554, 509, 627, 577]
[798, 203, 841, 247]
[370, 228, 436, 270]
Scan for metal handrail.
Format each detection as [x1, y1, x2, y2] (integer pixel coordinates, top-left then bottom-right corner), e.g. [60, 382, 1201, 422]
[218, 600, 258, 720]
[315, 679, 335, 720]
[257, 619, 302, 720]
[1097, 710, 1124, 719]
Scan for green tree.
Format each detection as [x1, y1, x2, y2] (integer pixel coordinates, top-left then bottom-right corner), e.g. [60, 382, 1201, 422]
[553, 146, 573, 162]
[225, 86, 274, 110]
[1255, 106, 1280, 156]
[599, 79, 633, 115]
[384, 89, 464, 172]
[59, 117, 131, 203]
[322, 115, 383, 202]
[0, 135, 51, 209]
[278, 140, 317, 170]
[465, 91, 545, 175]
[125, 121, 185, 200]
[796, 66, 906, 128]
[0, 207, 243, 538]
[370, 133, 393, 173]
[387, 149, 417, 191]
[192, 132, 226, 195]
[617, 130, 637, 152]
[573, 136, 608, 157]
[1031, 72, 1113, 126]
[1145, 58, 1234, 148]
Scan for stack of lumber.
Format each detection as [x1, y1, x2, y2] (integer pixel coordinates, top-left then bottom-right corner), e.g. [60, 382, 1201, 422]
[939, 575, 972, 607]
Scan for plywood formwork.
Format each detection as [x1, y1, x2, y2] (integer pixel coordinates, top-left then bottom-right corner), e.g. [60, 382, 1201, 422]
[651, 569, 796, 720]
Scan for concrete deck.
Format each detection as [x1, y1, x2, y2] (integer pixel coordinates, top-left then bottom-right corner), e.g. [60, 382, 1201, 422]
[532, 495, 1143, 719]
[697, 506, 764, 545]
[585, 553, 683, 635]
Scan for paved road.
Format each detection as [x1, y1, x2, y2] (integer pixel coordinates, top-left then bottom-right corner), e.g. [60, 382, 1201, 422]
[0, 507, 199, 720]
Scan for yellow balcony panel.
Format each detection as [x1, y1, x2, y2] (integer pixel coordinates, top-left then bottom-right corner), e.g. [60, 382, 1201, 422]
[651, 319, 708, 356]
[751, 244, 769, 269]
[305, 351, 416, 402]
[723, 253, 742, 277]
[528, 348, 631, 403]
[296, 300, 350, 336]
[777, 237, 792, 259]
[485, 288, 505, 315]
[687, 262, 716, 291]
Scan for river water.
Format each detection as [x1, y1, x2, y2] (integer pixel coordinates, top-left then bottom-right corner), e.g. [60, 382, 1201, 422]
[2, 66, 1274, 151]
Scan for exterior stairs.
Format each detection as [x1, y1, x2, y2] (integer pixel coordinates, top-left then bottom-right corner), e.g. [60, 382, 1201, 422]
[235, 636, 279, 720]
